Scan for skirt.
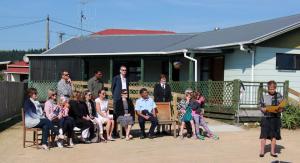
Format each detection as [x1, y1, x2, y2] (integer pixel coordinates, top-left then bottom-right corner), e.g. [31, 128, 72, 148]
[260, 117, 281, 140]
[96, 113, 109, 124]
[117, 115, 134, 127]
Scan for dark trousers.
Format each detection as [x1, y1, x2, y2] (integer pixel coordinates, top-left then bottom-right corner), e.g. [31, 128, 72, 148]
[59, 117, 75, 138]
[34, 118, 57, 145]
[185, 121, 193, 135]
[138, 114, 158, 136]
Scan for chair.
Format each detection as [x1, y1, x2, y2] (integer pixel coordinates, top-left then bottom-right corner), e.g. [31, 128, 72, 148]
[156, 102, 177, 138]
[22, 108, 41, 149]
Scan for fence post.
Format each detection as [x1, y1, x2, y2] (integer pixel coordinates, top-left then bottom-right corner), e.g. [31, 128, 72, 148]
[257, 82, 263, 106]
[283, 80, 289, 101]
[232, 79, 240, 123]
[207, 80, 212, 107]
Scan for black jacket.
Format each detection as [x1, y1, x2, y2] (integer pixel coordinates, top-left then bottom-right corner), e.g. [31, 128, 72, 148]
[153, 83, 172, 102]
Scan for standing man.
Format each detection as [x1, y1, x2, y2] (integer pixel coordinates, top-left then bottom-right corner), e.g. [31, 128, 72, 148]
[57, 70, 72, 100]
[88, 70, 104, 99]
[153, 74, 172, 135]
[111, 65, 129, 137]
[153, 74, 172, 102]
[136, 88, 158, 139]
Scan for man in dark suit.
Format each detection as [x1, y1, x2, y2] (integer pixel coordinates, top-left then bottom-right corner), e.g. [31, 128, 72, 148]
[153, 74, 172, 135]
[111, 65, 129, 137]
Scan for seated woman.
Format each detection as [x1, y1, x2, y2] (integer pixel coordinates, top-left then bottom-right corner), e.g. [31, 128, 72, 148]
[83, 91, 106, 142]
[115, 89, 135, 141]
[69, 91, 94, 144]
[95, 89, 115, 141]
[24, 88, 62, 150]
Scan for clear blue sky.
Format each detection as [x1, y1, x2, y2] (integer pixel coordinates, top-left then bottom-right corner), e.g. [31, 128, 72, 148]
[0, 0, 300, 50]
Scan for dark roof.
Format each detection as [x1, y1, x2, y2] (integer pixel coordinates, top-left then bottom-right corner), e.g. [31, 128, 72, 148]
[43, 13, 300, 55]
[93, 29, 175, 35]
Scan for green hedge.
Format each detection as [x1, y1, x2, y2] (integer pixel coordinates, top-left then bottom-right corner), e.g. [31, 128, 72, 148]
[282, 105, 300, 129]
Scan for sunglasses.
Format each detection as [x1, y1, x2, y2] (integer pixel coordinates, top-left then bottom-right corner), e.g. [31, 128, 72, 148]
[121, 69, 127, 72]
[64, 74, 70, 76]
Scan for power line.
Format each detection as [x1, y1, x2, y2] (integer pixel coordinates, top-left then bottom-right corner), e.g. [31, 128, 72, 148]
[50, 19, 95, 34]
[0, 19, 45, 31]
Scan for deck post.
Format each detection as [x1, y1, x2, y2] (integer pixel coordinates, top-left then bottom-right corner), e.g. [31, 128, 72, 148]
[284, 80, 289, 101]
[188, 53, 195, 82]
[168, 57, 173, 81]
[140, 57, 144, 82]
[109, 58, 113, 83]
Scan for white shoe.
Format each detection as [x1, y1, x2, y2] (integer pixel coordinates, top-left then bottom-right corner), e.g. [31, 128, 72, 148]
[57, 140, 63, 148]
[41, 144, 49, 150]
[73, 127, 81, 131]
[69, 138, 74, 146]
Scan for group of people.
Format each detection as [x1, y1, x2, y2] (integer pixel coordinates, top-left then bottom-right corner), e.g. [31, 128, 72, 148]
[24, 64, 284, 157]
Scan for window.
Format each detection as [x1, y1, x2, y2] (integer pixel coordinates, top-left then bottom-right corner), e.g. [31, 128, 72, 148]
[276, 53, 300, 70]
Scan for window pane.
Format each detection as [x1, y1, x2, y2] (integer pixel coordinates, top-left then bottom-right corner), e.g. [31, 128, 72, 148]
[276, 53, 295, 70]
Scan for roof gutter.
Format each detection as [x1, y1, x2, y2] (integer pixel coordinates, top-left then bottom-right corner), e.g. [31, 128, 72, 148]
[26, 49, 186, 57]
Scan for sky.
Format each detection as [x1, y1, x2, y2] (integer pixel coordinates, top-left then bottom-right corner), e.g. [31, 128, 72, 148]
[0, 0, 300, 50]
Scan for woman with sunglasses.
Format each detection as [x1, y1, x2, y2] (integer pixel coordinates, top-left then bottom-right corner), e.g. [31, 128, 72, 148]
[95, 89, 115, 141]
[115, 89, 135, 141]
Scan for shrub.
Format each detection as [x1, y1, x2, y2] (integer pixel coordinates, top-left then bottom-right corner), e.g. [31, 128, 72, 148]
[281, 105, 300, 129]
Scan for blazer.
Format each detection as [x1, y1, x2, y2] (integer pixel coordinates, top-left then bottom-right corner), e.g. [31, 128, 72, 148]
[24, 98, 43, 128]
[111, 75, 129, 100]
[153, 83, 172, 102]
[114, 98, 135, 121]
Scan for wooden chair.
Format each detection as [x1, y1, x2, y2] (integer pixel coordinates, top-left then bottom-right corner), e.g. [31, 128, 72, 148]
[22, 108, 41, 149]
[156, 102, 177, 138]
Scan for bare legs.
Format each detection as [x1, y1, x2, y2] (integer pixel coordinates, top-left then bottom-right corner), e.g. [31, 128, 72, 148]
[125, 125, 133, 140]
[260, 138, 277, 155]
[106, 119, 115, 140]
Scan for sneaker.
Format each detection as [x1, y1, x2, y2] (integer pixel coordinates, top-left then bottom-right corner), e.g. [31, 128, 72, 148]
[41, 144, 49, 150]
[212, 135, 219, 140]
[197, 135, 205, 140]
[73, 127, 81, 131]
[148, 134, 156, 139]
[56, 140, 63, 148]
[178, 135, 184, 140]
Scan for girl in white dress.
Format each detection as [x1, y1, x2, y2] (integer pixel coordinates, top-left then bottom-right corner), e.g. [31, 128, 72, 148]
[95, 89, 115, 141]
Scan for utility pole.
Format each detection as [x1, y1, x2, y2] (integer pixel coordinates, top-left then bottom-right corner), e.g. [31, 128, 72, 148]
[46, 15, 50, 50]
[80, 10, 86, 36]
[58, 32, 65, 43]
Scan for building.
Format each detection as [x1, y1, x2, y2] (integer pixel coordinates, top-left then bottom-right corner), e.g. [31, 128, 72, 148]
[27, 13, 300, 91]
[4, 61, 29, 82]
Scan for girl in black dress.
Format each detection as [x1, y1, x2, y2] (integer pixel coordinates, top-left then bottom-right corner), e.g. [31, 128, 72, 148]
[259, 80, 284, 158]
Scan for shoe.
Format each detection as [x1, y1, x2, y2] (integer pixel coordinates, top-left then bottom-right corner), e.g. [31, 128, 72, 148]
[107, 137, 116, 141]
[197, 135, 205, 140]
[140, 134, 146, 139]
[99, 135, 107, 143]
[270, 153, 278, 157]
[148, 134, 156, 139]
[178, 135, 184, 140]
[73, 127, 81, 131]
[41, 144, 49, 150]
[259, 154, 264, 157]
[186, 133, 192, 138]
[81, 138, 91, 144]
[69, 138, 74, 146]
[56, 140, 63, 148]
